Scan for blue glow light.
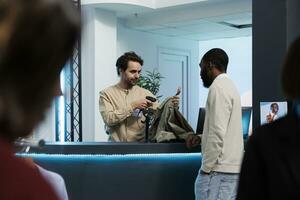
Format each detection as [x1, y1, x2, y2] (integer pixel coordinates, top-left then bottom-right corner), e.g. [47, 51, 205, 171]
[58, 70, 65, 142]
[242, 108, 252, 139]
[17, 153, 202, 162]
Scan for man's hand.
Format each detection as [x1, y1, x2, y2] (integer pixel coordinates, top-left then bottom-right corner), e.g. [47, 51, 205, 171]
[131, 99, 152, 110]
[266, 113, 273, 123]
[171, 95, 180, 107]
[172, 87, 181, 107]
[186, 134, 201, 148]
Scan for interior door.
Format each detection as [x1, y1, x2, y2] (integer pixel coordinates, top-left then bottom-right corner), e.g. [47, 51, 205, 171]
[158, 48, 189, 118]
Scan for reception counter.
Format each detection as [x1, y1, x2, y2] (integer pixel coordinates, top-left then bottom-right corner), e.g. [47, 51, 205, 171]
[19, 143, 201, 200]
[26, 142, 201, 154]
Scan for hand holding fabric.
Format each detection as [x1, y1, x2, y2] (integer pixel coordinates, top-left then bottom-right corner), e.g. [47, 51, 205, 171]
[171, 87, 181, 108]
[186, 134, 201, 148]
[171, 95, 180, 107]
[131, 99, 153, 110]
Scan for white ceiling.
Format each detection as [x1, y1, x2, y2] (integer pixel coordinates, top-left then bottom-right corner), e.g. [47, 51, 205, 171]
[83, 0, 252, 41]
[127, 12, 252, 41]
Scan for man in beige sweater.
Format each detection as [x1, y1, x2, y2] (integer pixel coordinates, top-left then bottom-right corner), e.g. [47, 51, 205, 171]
[99, 51, 179, 142]
[187, 48, 244, 200]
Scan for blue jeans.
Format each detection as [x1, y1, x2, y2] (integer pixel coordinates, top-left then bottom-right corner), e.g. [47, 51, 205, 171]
[194, 170, 238, 200]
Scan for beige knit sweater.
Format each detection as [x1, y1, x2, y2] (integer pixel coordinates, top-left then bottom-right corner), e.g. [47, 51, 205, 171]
[99, 84, 158, 142]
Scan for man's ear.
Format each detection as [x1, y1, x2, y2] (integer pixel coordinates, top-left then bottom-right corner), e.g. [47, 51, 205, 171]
[119, 68, 123, 75]
[208, 61, 215, 69]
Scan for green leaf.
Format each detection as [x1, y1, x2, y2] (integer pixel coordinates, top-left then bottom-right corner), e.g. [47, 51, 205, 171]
[136, 69, 164, 99]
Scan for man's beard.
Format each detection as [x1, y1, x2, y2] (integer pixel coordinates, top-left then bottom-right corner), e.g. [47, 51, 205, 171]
[127, 79, 138, 87]
[200, 70, 213, 88]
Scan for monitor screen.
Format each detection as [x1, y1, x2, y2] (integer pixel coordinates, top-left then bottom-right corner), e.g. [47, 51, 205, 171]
[196, 108, 205, 134]
[242, 107, 252, 139]
[197, 107, 252, 140]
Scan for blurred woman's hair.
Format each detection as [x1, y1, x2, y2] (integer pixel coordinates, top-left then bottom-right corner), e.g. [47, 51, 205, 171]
[282, 37, 300, 101]
[0, 0, 80, 141]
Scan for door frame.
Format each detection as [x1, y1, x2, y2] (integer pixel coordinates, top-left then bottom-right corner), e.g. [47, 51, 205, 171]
[157, 46, 191, 120]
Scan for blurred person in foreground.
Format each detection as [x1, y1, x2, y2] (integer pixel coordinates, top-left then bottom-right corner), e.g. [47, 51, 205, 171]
[237, 37, 300, 199]
[0, 0, 80, 199]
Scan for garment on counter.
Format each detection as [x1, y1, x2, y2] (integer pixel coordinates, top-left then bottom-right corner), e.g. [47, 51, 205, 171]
[149, 97, 194, 142]
[99, 84, 159, 142]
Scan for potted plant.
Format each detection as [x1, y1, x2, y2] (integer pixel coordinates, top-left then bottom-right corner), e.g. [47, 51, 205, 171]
[137, 69, 163, 99]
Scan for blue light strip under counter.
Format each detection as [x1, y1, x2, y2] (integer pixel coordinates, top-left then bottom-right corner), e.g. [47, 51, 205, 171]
[17, 153, 202, 162]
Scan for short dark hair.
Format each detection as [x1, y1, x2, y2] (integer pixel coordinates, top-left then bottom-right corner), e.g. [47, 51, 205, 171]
[282, 37, 300, 100]
[116, 51, 143, 75]
[270, 103, 279, 109]
[0, 0, 80, 140]
[201, 48, 229, 72]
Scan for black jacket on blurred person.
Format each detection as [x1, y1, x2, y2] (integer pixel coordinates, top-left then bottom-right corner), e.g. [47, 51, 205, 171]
[237, 111, 300, 199]
[237, 35, 300, 200]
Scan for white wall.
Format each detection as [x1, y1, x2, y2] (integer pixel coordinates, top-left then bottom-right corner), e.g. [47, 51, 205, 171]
[82, 0, 155, 7]
[198, 36, 252, 107]
[81, 7, 118, 141]
[31, 103, 56, 142]
[81, 0, 205, 8]
[81, 6, 96, 141]
[117, 20, 200, 130]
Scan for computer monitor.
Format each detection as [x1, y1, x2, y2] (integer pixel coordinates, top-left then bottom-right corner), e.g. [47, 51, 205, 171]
[196, 107, 206, 134]
[242, 107, 252, 139]
[196, 107, 252, 139]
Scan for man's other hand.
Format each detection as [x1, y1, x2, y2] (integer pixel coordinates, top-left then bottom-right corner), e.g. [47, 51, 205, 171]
[131, 99, 152, 110]
[172, 87, 181, 108]
[171, 95, 180, 107]
[186, 134, 201, 148]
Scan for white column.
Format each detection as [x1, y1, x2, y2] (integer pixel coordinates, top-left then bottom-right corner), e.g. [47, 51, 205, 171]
[81, 6, 118, 141]
[32, 104, 56, 142]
